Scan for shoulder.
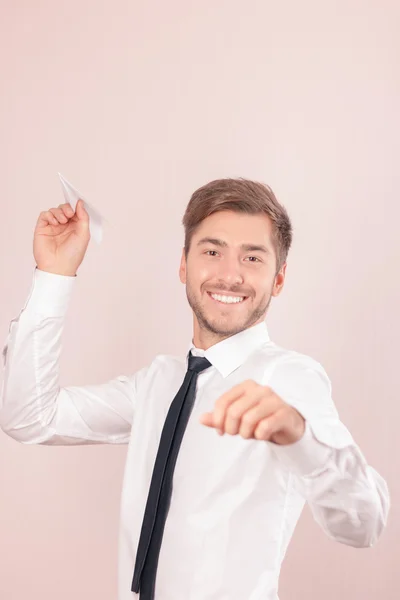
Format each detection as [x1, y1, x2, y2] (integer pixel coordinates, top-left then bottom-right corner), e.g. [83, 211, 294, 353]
[259, 342, 338, 420]
[257, 340, 328, 380]
[138, 353, 187, 381]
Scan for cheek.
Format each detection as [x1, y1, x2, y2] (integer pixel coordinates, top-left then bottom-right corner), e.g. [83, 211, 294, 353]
[199, 265, 215, 281]
[251, 275, 273, 297]
[188, 263, 215, 287]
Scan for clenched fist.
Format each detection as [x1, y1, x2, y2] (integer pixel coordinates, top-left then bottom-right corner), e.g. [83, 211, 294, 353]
[200, 379, 306, 445]
[33, 199, 90, 277]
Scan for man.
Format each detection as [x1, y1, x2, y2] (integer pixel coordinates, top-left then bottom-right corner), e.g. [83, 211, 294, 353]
[0, 178, 390, 599]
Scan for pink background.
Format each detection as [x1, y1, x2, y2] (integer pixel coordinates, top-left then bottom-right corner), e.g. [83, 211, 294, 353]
[0, 1, 398, 598]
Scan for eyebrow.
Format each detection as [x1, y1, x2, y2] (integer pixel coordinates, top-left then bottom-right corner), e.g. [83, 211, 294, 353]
[197, 237, 271, 255]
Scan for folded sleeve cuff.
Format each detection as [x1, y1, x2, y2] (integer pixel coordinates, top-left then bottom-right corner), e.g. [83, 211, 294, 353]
[270, 420, 335, 477]
[21, 266, 77, 317]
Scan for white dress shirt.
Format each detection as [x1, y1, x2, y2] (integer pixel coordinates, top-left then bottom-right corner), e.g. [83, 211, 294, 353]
[0, 268, 390, 600]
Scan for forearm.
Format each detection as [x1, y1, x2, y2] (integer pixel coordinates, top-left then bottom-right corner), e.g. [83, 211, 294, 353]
[271, 421, 390, 548]
[0, 268, 75, 442]
[1, 268, 139, 445]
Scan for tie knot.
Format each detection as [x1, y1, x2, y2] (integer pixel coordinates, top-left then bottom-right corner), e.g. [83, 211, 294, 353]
[188, 353, 212, 374]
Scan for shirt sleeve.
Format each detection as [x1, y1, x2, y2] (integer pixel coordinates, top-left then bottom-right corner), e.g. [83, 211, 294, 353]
[265, 354, 390, 548]
[0, 267, 149, 446]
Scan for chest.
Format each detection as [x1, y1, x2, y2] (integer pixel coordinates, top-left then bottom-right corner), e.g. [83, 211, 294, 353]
[129, 359, 282, 503]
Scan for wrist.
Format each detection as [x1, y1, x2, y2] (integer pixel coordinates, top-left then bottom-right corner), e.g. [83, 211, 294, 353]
[36, 265, 77, 277]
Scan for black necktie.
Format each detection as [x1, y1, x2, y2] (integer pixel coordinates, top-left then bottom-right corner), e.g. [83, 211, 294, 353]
[131, 352, 212, 599]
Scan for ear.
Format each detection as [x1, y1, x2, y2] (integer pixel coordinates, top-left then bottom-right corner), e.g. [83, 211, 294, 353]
[272, 262, 287, 297]
[179, 248, 187, 284]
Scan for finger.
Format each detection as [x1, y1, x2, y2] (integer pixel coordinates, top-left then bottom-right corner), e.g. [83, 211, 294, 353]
[199, 412, 215, 428]
[37, 210, 60, 227]
[49, 207, 69, 224]
[199, 412, 225, 435]
[75, 198, 89, 220]
[212, 380, 256, 431]
[238, 399, 277, 439]
[253, 409, 287, 441]
[224, 393, 262, 435]
[57, 203, 75, 218]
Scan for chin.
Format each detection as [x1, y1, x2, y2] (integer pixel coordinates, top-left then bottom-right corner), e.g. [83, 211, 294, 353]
[203, 317, 249, 337]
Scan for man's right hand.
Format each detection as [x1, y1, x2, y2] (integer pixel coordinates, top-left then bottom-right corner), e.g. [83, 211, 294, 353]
[33, 199, 91, 277]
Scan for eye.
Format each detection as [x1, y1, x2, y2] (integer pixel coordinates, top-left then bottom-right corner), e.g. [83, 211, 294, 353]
[205, 250, 218, 256]
[246, 256, 261, 262]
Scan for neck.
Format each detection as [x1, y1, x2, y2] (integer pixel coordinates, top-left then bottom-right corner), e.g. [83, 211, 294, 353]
[192, 330, 230, 351]
[191, 315, 266, 351]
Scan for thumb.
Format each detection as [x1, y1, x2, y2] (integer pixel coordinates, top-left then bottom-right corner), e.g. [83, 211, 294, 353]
[199, 412, 215, 427]
[75, 198, 89, 221]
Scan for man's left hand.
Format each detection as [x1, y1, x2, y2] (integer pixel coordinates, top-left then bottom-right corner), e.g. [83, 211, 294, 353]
[200, 379, 305, 445]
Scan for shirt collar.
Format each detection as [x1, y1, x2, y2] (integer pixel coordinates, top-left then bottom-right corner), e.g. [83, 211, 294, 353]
[187, 321, 270, 378]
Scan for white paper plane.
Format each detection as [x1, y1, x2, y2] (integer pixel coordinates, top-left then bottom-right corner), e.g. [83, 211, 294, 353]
[58, 172, 108, 244]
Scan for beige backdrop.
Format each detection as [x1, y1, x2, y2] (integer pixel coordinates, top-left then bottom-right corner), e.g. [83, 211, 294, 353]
[0, 1, 398, 598]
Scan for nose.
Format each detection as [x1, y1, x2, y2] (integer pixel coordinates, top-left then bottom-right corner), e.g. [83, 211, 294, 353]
[215, 255, 244, 287]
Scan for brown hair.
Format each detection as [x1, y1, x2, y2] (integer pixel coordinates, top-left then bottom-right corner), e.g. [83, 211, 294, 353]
[182, 178, 293, 273]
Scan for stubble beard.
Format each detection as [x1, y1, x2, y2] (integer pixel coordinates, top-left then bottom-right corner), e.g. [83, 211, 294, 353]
[185, 281, 273, 338]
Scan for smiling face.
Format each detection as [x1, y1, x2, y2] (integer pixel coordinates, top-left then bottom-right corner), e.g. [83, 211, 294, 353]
[179, 210, 286, 349]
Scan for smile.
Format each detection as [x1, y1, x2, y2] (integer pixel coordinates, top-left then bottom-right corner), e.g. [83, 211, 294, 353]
[207, 291, 248, 305]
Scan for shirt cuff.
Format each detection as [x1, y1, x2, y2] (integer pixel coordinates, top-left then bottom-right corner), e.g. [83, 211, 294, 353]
[21, 266, 77, 317]
[270, 419, 334, 477]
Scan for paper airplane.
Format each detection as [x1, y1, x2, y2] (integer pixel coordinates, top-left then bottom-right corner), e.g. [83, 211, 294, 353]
[58, 172, 109, 244]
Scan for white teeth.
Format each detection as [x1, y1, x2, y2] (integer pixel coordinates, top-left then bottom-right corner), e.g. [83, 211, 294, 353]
[210, 293, 245, 304]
